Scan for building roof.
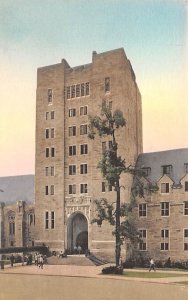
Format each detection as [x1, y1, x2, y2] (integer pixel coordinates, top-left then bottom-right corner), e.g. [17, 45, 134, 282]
[0, 175, 34, 205]
[136, 148, 188, 184]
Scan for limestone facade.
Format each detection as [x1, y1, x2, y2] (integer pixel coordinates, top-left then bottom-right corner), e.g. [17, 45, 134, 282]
[34, 48, 142, 258]
[0, 200, 35, 248]
[133, 149, 188, 262]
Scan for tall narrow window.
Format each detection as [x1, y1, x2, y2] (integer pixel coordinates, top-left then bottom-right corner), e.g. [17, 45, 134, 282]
[51, 111, 55, 119]
[76, 84, 80, 97]
[102, 142, 106, 154]
[45, 212, 49, 229]
[45, 167, 49, 176]
[81, 83, 85, 96]
[80, 164, 87, 174]
[69, 184, 76, 194]
[51, 147, 55, 157]
[69, 126, 76, 136]
[46, 148, 50, 158]
[139, 229, 147, 251]
[161, 202, 169, 216]
[51, 166, 55, 176]
[80, 183, 88, 193]
[85, 82, 90, 95]
[184, 201, 188, 215]
[50, 185, 54, 195]
[69, 165, 76, 175]
[46, 112, 49, 120]
[80, 124, 87, 135]
[8, 215, 15, 235]
[80, 106, 88, 116]
[51, 211, 55, 229]
[105, 77, 110, 93]
[139, 203, 147, 217]
[51, 128, 54, 138]
[69, 108, 76, 117]
[161, 229, 169, 250]
[69, 145, 76, 156]
[71, 85, 75, 98]
[184, 229, 188, 250]
[80, 144, 88, 155]
[45, 186, 49, 195]
[45, 129, 49, 139]
[48, 89, 53, 104]
[185, 182, 188, 192]
[102, 182, 106, 192]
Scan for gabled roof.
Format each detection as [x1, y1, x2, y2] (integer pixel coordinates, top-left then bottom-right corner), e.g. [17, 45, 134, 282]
[0, 175, 34, 205]
[136, 148, 188, 184]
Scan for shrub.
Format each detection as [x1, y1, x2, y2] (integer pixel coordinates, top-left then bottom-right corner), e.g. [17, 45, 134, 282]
[102, 265, 123, 275]
[123, 259, 135, 269]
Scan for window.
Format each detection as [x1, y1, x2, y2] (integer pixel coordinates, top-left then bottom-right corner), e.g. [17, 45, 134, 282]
[69, 165, 76, 175]
[161, 229, 169, 238]
[105, 77, 110, 93]
[102, 142, 106, 154]
[45, 212, 49, 229]
[80, 164, 87, 174]
[46, 148, 50, 157]
[80, 124, 87, 135]
[185, 182, 188, 192]
[45, 186, 49, 195]
[51, 166, 55, 176]
[50, 128, 54, 138]
[80, 106, 88, 116]
[162, 165, 172, 176]
[45, 167, 49, 176]
[139, 203, 147, 217]
[48, 89, 53, 104]
[69, 145, 76, 156]
[76, 84, 80, 97]
[69, 126, 76, 136]
[161, 183, 170, 193]
[184, 163, 188, 173]
[45, 129, 49, 139]
[81, 83, 85, 96]
[51, 147, 55, 157]
[46, 112, 49, 120]
[51, 111, 55, 119]
[80, 183, 88, 193]
[139, 229, 147, 251]
[184, 229, 188, 250]
[67, 86, 71, 99]
[50, 185, 54, 195]
[69, 184, 76, 194]
[85, 82, 90, 95]
[102, 182, 106, 192]
[161, 243, 169, 251]
[141, 167, 151, 177]
[8, 214, 15, 235]
[161, 202, 169, 216]
[184, 202, 188, 215]
[69, 108, 76, 117]
[51, 211, 55, 229]
[71, 85, 75, 98]
[80, 144, 88, 155]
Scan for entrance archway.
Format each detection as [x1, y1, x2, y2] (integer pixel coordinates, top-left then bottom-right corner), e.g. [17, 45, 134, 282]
[67, 212, 88, 254]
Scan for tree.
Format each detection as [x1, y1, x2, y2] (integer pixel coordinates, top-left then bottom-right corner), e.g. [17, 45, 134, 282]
[88, 101, 143, 267]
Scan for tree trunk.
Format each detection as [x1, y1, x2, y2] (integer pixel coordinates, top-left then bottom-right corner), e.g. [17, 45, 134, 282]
[115, 181, 121, 267]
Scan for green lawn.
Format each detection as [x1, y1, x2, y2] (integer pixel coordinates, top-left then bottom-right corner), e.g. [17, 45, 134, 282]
[122, 271, 188, 279]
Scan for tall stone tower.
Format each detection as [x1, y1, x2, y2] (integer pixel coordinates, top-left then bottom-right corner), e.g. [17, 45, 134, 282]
[35, 48, 142, 259]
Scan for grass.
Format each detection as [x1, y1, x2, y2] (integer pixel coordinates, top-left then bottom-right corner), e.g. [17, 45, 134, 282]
[122, 271, 188, 279]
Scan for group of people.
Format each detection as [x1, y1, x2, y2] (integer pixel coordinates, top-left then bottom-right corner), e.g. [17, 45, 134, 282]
[34, 253, 45, 269]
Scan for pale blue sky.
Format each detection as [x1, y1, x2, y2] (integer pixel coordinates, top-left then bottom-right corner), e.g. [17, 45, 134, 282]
[0, 0, 187, 176]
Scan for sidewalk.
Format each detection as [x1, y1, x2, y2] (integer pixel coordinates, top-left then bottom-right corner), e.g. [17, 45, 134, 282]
[1, 263, 188, 285]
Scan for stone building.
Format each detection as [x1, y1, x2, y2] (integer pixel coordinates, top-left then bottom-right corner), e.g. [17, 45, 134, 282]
[134, 148, 188, 262]
[34, 48, 142, 258]
[0, 175, 35, 248]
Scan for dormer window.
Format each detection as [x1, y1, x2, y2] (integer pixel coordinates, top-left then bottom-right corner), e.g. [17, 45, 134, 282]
[141, 167, 151, 177]
[162, 165, 172, 176]
[184, 163, 188, 173]
[161, 183, 170, 193]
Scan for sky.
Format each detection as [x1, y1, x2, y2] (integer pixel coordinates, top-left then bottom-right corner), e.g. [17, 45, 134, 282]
[0, 0, 187, 176]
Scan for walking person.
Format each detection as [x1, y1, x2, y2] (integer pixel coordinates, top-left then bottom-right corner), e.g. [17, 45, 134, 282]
[39, 254, 44, 269]
[149, 258, 156, 272]
[10, 254, 14, 267]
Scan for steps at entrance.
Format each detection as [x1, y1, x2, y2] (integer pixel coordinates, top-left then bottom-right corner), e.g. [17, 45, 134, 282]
[47, 255, 95, 266]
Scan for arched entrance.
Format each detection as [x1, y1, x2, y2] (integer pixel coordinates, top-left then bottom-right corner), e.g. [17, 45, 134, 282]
[67, 212, 88, 254]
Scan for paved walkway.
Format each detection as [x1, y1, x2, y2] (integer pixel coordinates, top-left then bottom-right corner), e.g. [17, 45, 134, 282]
[1, 263, 188, 285]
